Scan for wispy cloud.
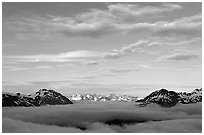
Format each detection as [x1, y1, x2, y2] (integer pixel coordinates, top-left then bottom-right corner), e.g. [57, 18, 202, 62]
[159, 49, 201, 62]
[4, 36, 201, 64]
[3, 40, 151, 64]
[102, 40, 151, 59]
[4, 50, 101, 63]
[3, 65, 30, 71]
[3, 81, 32, 86]
[36, 65, 52, 69]
[108, 3, 182, 23]
[162, 53, 199, 62]
[109, 68, 139, 74]
[85, 61, 100, 65]
[56, 63, 78, 68]
[137, 64, 151, 69]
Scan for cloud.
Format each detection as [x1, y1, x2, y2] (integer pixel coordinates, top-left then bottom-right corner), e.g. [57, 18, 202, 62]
[36, 65, 52, 69]
[85, 61, 99, 65]
[127, 13, 201, 38]
[159, 49, 201, 62]
[108, 3, 182, 23]
[59, 22, 119, 38]
[119, 40, 149, 54]
[4, 36, 201, 65]
[3, 40, 151, 63]
[4, 50, 101, 63]
[2, 81, 33, 86]
[102, 51, 122, 59]
[164, 54, 199, 61]
[151, 37, 201, 46]
[2, 117, 82, 133]
[110, 68, 139, 74]
[4, 3, 200, 39]
[2, 102, 202, 133]
[56, 63, 79, 69]
[137, 64, 151, 69]
[151, 13, 202, 38]
[119, 119, 201, 133]
[102, 40, 151, 59]
[3, 65, 30, 71]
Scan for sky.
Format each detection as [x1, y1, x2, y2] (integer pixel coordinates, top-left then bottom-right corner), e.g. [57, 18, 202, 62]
[2, 2, 202, 97]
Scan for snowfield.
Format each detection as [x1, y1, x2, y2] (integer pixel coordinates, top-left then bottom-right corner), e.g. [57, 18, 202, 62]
[2, 101, 202, 133]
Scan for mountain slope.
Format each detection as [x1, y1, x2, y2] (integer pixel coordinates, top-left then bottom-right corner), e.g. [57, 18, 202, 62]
[2, 92, 36, 107]
[178, 88, 202, 104]
[2, 89, 73, 107]
[30, 89, 73, 105]
[136, 88, 202, 107]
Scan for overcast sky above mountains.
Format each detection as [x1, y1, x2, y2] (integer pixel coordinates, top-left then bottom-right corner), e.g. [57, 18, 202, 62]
[2, 2, 202, 96]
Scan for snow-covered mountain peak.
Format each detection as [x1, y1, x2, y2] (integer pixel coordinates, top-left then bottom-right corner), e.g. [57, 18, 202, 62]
[136, 88, 202, 107]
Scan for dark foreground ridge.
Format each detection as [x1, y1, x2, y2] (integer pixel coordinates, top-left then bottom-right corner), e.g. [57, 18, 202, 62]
[2, 89, 73, 107]
[136, 88, 202, 107]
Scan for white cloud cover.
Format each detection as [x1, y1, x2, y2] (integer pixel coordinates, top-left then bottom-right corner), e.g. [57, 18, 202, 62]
[2, 102, 202, 133]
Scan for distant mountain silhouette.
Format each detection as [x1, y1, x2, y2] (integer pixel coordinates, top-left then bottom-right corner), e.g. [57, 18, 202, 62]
[2, 89, 73, 107]
[136, 88, 202, 107]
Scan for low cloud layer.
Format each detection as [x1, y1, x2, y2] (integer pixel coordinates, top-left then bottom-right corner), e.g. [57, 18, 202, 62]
[2, 102, 202, 133]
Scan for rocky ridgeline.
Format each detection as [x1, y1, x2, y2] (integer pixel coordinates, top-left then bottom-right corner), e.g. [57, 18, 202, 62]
[136, 88, 202, 107]
[67, 93, 138, 102]
[2, 89, 73, 107]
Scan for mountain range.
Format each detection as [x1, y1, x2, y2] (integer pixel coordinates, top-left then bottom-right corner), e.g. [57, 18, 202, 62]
[2, 88, 202, 107]
[67, 93, 138, 102]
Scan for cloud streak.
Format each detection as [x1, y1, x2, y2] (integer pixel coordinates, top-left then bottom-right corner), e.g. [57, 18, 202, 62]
[159, 49, 201, 62]
[3, 65, 30, 71]
[110, 68, 139, 74]
[4, 50, 101, 63]
[3, 36, 201, 65]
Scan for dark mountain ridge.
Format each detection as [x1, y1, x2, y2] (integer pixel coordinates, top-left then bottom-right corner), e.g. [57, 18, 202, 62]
[136, 88, 202, 107]
[2, 89, 73, 107]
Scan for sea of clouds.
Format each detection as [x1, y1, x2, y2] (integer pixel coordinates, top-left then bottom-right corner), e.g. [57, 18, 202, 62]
[2, 102, 202, 133]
